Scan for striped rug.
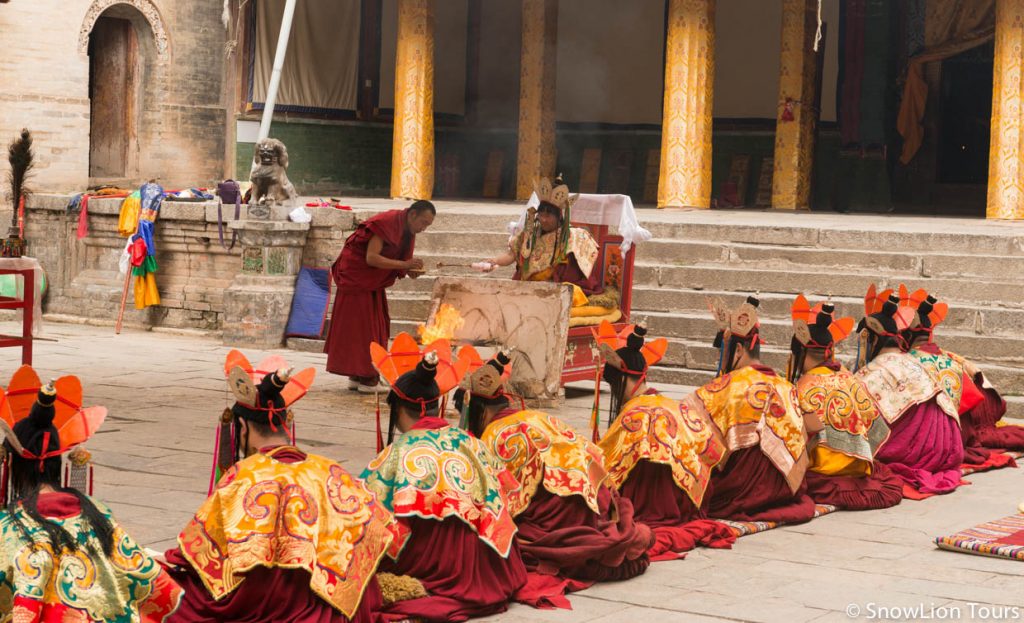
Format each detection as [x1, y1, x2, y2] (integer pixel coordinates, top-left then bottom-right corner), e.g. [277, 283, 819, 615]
[935, 512, 1024, 561]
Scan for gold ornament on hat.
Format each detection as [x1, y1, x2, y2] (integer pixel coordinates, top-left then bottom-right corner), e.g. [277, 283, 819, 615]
[533, 176, 573, 211]
[468, 348, 512, 397]
[706, 296, 760, 342]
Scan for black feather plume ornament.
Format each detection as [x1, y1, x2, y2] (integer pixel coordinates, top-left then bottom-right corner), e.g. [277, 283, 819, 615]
[4, 129, 33, 257]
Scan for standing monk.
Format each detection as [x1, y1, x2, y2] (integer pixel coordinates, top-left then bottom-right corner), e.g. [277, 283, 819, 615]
[325, 201, 436, 393]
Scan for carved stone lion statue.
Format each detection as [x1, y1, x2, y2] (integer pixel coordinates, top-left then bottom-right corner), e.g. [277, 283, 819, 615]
[249, 138, 298, 206]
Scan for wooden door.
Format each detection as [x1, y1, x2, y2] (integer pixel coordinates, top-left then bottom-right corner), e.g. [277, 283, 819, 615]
[89, 17, 137, 178]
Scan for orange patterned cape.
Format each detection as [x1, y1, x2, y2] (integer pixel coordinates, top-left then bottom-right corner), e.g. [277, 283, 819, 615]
[598, 393, 726, 507]
[361, 425, 520, 558]
[695, 367, 809, 493]
[0, 499, 182, 623]
[178, 448, 395, 619]
[481, 410, 607, 516]
[797, 365, 890, 462]
[855, 351, 945, 425]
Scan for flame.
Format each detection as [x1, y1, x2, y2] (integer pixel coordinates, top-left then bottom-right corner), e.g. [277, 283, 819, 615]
[418, 304, 465, 344]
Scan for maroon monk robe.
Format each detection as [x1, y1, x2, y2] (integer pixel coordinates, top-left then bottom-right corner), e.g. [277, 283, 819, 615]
[325, 209, 414, 383]
[35, 491, 84, 518]
[377, 416, 528, 623]
[961, 375, 1024, 452]
[619, 459, 737, 560]
[706, 364, 817, 524]
[707, 448, 817, 524]
[873, 398, 965, 495]
[803, 462, 904, 511]
[514, 473, 652, 582]
[164, 447, 384, 623]
[481, 407, 651, 582]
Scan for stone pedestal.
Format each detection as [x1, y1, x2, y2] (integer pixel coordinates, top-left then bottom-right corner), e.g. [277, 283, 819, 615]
[222, 220, 310, 348]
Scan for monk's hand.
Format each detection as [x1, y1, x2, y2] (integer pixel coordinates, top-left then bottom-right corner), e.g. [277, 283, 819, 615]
[407, 258, 424, 271]
[474, 261, 497, 273]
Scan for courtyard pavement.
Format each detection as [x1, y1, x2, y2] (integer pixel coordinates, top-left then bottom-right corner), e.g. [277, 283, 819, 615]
[8, 321, 1024, 622]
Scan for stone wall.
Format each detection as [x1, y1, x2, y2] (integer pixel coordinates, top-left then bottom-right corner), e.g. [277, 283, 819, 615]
[0, 0, 228, 196]
[25, 194, 354, 334]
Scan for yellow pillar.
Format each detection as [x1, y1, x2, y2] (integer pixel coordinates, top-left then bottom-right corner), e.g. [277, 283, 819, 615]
[516, 0, 559, 200]
[987, 0, 1024, 219]
[658, 0, 715, 209]
[390, 0, 435, 200]
[771, 0, 819, 210]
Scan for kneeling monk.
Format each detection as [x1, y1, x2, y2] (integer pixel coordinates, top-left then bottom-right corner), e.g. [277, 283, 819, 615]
[460, 348, 652, 582]
[900, 288, 1024, 461]
[595, 322, 735, 558]
[165, 352, 395, 622]
[0, 367, 182, 622]
[855, 286, 965, 495]
[361, 345, 528, 622]
[699, 296, 816, 523]
[788, 295, 902, 510]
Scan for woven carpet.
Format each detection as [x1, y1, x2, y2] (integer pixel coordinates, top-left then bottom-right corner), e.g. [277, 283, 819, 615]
[718, 504, 838, 538]
[935, 512, 1024, 561]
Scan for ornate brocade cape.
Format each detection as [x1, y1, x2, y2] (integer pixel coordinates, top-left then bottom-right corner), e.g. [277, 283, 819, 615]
[512, 227, 599, 280]
[481, 410, 607, 516]
[909, 347, 970, 420]
[177, 448, 395, 619]
[598, 393, 726, 507]
[797, 365, 891, 463]
[0, 500, 182, 623]
[361, 425, 520, 559]
[695, 367, 809, 492]
[855, 352, 951, 424]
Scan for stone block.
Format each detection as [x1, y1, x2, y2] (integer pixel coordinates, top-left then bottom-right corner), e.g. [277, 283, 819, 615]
[160, 202, 207, 222]
[221, 275, 297, 349]
[426, 277, 571, 400]
[308, 207, 356, 229]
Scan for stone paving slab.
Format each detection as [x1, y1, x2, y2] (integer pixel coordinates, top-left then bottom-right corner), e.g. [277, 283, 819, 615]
[5, 321, 1024, 622]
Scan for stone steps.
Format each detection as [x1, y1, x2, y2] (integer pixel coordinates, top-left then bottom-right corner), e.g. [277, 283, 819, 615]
[341, 207, 1024, 417]
[414, 229, 1024, 281]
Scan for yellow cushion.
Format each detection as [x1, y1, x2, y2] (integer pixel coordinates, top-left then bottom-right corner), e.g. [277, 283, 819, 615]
[570, 305, 617, 318]
[810, 446, 872, 477]
[568, 308, 622, 327]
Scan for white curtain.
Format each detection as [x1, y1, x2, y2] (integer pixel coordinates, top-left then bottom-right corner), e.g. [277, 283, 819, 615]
[252, 0, 361, 111]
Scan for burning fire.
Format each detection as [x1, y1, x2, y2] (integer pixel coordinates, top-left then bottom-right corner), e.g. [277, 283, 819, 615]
[418, 304, 464, 344]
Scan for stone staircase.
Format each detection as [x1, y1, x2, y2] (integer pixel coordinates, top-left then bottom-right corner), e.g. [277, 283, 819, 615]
[308, 206, 1024, 418]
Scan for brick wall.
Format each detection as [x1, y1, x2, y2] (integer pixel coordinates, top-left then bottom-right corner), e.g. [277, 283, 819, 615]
[0, 0, 228, 200]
